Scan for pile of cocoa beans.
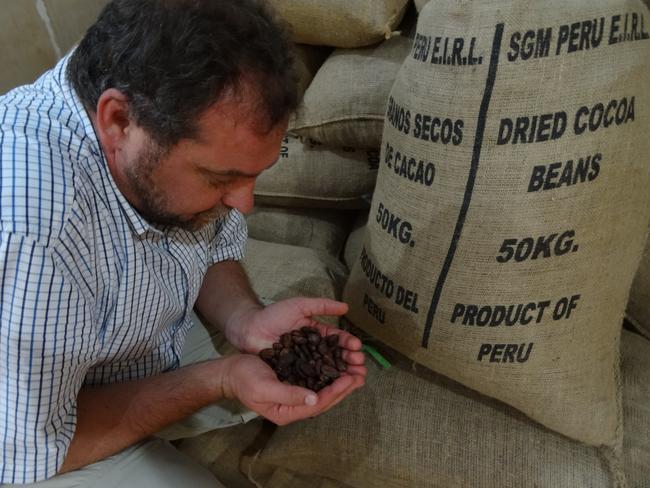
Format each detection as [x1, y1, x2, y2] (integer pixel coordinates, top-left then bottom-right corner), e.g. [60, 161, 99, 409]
[259, 326, 347, 392]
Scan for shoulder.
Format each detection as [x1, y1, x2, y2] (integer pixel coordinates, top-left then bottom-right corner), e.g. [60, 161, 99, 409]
[0, 78, 91, 245]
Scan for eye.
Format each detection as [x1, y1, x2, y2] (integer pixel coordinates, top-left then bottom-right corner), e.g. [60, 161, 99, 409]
[207, 175, 233, 186]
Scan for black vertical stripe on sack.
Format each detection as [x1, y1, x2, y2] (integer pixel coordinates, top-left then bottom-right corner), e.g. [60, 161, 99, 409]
[421, 23, 504, 348]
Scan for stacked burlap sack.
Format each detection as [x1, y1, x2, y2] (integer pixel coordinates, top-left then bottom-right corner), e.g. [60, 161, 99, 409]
[248, 2, 416, 297]
[245, 330, 650, 488]
[178, 326, 650, 487]
[265, 0, 410, 47]
[180, 0, 650, 486]
[628, 230, 650, 339]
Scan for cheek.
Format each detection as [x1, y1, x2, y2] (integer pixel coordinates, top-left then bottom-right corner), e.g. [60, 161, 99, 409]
[163, 177, 225, 212]
[189, 188, 225, 213]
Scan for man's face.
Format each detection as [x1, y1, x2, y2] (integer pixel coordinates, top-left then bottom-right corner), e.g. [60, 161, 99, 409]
[117, 101, 286, 232]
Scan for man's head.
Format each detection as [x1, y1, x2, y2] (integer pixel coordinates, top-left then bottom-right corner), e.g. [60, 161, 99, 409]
[67, 0, 298, 231]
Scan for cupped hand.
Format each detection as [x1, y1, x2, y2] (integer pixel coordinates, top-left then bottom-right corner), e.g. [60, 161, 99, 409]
[225, 297, 365, 370]
[222, 353, 366, 426]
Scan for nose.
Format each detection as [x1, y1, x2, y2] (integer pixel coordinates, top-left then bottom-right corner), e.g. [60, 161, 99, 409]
[222, 179, 255, 214]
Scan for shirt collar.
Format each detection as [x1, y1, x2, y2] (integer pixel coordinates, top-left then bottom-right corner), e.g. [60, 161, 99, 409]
[57, 51, 163, 238]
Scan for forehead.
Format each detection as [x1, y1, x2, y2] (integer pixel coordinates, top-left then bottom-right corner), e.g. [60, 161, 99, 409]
[198, 98, 285, 143]
[174, 99, 287, 174]
[198, 74, 286, 138]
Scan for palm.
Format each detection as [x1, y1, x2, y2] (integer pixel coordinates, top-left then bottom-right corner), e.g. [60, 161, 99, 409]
[244, 301, 320, 352]
[223, 297, 367, 426]
[229, 353, 365, 426]
[234, 297, 354, 354]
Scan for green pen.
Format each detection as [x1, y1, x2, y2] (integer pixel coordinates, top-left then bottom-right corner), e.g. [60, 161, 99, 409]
[362, 344, 391, 370]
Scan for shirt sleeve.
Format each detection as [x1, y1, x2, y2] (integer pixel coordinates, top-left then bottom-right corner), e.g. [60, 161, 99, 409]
[208, 209, 248, 265]
[0, 230, 93, 483]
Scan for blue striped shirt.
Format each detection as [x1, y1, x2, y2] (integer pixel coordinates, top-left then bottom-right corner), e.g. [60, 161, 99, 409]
[0, 54, 247, 483]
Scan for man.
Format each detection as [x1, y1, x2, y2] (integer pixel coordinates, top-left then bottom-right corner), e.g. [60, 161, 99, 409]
[0, 0, 366, 485]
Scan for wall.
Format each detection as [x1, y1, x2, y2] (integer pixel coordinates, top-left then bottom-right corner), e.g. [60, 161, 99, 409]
[0, 0, 108, 94]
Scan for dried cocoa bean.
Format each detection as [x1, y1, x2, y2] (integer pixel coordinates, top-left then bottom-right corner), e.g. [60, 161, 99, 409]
[292, 335, 307, 345]
[335, 358, 348, 372]
[260, 348, 275, 361]
[321, 364, 340, 380]
[322, 354, 336, 368]
[258, 328, 349, 392]
[317, 341, 329, 355]
[280, 333, 293, 349]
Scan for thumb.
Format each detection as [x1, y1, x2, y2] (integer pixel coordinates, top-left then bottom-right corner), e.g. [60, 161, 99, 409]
[295, 297, 349, 317]
[262, 381, 318, 407]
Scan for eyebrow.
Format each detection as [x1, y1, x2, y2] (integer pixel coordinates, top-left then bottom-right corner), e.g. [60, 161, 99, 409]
[204, 168, 260, 178]
[199, 158, 279, 179]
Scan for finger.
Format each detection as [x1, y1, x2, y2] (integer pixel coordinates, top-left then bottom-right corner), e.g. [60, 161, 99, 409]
[344, 334, 363, 351]
[314, 323, 363, 351]
[344, 365, 367, 377]
[273, 375, 365, 423]
[313, 374, 356, 404]
[259, 380, 319, 407]
[312, 375, 365, 416]
[342, 350, 366, 366]
[295, 298, 349, 318]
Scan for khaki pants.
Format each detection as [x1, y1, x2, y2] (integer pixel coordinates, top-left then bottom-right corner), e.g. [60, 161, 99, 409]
[6, 313, 256, 487]
[7, 439, 224, 488]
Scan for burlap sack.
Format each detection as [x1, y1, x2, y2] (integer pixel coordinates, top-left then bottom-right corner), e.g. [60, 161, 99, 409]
[242, 238, 348, 303]
[249, 466, 355, 488]
[344, 0, 650, 446]
[289, 35, 412, 149]
[292, 44, 331, 99]
[177, 418, 270, 488]
[342, 213, 367, 271]
[243, 332, 650, 488]
[265, 0, 409, 48]
[246, 206, 354, 257]
[627, 232, 650, 338]
[621, 331, 650, 487]
[414, 0, 430, 12]
[165, 329, 650, 488]
[254, 135, 379, 209]
[267, 469, 354, 488]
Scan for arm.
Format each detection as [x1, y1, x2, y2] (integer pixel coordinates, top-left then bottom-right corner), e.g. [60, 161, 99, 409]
[60, 358, 231, 473]
[194, 259, 262, 340]
[63, 346, 363, 473]
[194, 259, 365, 356]
[193, 242, 366, 432]
[64, 249, 365, 472]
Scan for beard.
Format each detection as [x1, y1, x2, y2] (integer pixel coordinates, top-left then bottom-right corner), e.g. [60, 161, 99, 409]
[123, 142, 229, 232]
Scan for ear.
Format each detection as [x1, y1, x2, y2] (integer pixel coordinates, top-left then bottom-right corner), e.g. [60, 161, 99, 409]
[94, 88, 135, 157]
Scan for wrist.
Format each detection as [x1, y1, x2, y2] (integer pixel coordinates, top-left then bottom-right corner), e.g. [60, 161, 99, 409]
[224, 301, 263, 350]
[209, 355, 240, 401]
